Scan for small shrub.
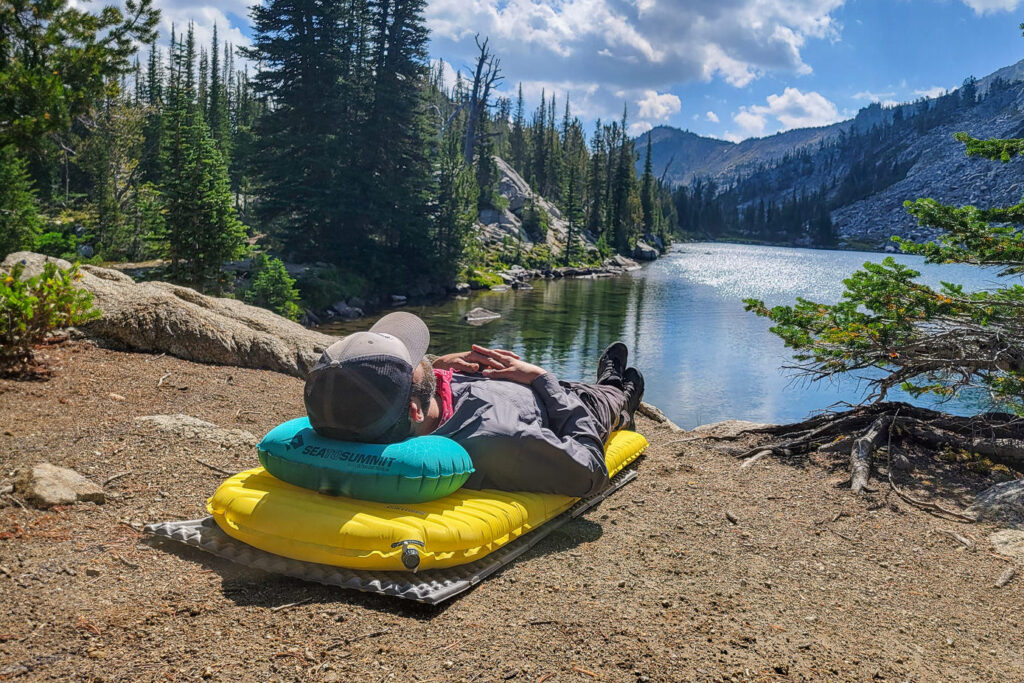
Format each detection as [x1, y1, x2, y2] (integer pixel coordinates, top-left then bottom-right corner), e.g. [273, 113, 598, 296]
[34, 231, 78, 259]
[966, 458, 994, 475]
[244, 253, 303, 321]
[520, 244, 556, 270]
[1, 261, 99, 373]
[464, 267, 503, 289]
[521, 200, 550, 241]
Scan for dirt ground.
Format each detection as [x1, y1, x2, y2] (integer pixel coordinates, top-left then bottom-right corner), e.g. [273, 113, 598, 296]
[1, 342, 1022, 682]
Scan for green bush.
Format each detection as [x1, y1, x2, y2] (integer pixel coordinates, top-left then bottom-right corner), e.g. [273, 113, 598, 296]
[244, 254, 303, 321]
[1, 261, 99, 373]
[463, 267, 504, 289]
[522, 200, 550, 241]
[520, 244, 556, 270]
[34, 231, 78, 259]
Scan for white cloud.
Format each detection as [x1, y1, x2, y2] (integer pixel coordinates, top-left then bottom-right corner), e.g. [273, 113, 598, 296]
[729, 87, 842, 139]
[706, 111, 720, 123]
[629, 121, 654, 136]
[958, 0, 1022, 14]
[426, 0, 848, 118]
[914, 86, 949, 99]
[636, 90, 681, 120]
[131, 1, 253, 73]
[152, 1, 251, 51]
[431, 58, 460, 91]
[733, 110, 769, 138]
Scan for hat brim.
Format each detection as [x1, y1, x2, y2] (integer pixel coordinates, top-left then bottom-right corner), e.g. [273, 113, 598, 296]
[369, 312, 430, 363]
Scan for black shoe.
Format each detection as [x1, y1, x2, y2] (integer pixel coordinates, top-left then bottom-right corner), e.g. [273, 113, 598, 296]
[597, 341, 628, 388]
[622, 367, 645, 430]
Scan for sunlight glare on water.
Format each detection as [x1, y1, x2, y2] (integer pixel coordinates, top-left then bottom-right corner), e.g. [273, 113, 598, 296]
[326, 243, 1002, 428]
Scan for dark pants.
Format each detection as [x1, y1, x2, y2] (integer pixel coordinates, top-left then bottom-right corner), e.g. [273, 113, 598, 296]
[560, 381, 632, 441]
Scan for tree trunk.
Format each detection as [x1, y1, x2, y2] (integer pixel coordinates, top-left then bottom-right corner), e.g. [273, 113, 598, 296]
[850, 415, 892, 494]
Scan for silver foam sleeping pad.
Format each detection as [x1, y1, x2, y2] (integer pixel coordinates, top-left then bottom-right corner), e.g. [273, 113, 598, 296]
[144, 469, 637, 605]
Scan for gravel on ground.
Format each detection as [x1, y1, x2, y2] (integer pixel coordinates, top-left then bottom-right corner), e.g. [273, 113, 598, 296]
[1, 342, 1022, 681]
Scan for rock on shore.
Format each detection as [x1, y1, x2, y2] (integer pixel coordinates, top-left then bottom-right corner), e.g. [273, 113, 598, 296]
[2, 252, 335, 379]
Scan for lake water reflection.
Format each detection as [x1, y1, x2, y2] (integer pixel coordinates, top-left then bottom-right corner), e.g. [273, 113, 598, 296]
[325, 243, 1003, 428]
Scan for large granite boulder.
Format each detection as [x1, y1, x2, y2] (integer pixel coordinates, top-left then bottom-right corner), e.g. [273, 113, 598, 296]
[495, 156, 534, 213]
[2, 252, 335, 379]
[633, 240, 659, 262]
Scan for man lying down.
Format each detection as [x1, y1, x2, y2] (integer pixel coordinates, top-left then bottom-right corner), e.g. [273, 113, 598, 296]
[303, 312, 645, 497]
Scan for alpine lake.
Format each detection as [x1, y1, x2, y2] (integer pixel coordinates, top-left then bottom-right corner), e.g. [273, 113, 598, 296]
[323, 242, 1003, 429]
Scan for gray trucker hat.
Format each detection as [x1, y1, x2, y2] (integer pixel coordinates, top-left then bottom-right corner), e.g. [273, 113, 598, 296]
[304, 312, 430, 443]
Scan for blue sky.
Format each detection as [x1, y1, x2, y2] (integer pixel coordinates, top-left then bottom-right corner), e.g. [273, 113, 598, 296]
[148, 0, 1024, 142]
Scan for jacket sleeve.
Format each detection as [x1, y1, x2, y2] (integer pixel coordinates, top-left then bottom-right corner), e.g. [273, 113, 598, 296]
[526, 372, 610, 497]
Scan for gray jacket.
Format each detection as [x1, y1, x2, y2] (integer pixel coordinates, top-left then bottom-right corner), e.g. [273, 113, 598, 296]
[432, 373, 609, 497]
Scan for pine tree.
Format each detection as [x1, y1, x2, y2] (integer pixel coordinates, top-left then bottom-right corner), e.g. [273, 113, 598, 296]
[510, 84, 527, 174]
[244, 253, 303, 320]
[0, 0, 159, 154]
[611, 107, 636, 252]
[587, 121, 606, 236]
[747, 89, 1024, 409]
[139, 39, 164, 184]
[434, 123, 478, 282]
[159, 25, 246, 287]
[79, 96, 161, 260]
[0, 146, 44, 256]
[247, 0, 372, 261]
[640, 131, 656, 235]
[358, 0, 437, 288]
[207, 25, 232, 160]
[530, 90, 547, 192]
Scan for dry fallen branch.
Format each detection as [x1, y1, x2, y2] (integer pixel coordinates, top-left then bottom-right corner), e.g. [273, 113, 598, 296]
[194, 458, 233, 476]
[887, 468, 977, 523]
[344, 628, 390, 645]
[103, 471, 131, 487]
[270, 598, 312, 613]
[995, 566, 1018, 588]
[938, 529, 976, 550]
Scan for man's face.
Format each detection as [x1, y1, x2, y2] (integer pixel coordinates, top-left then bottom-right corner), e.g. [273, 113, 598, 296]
[409, 358, 435, 412]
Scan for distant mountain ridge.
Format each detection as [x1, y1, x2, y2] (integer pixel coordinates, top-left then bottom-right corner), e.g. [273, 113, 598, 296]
[647, 121, 852, 187]
[646, 58, 1024, 246]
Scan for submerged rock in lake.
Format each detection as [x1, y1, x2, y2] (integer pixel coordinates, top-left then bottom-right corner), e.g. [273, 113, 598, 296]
[463, 307, 501, 325]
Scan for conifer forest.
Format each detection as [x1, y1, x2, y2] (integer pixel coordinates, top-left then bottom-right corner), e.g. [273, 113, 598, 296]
[0, 0, 676, 315]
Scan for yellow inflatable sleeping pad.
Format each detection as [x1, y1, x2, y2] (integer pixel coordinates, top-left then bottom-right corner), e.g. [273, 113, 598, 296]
[208, 430, 648, 572]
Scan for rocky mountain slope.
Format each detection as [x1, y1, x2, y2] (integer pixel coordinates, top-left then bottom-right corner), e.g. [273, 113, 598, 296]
[475, 157, 596, 254]
[648, 58, 1024, 246]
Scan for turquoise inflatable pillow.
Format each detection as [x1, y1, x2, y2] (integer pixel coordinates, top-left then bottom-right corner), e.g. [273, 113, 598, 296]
[257, 417, 474, 503]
